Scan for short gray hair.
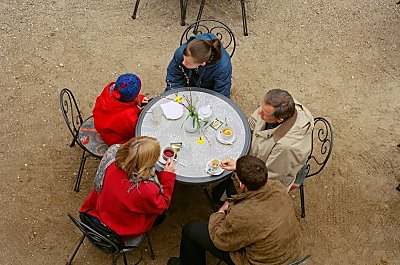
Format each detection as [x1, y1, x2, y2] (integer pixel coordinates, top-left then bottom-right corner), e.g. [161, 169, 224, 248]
[264, 89, 295, 121]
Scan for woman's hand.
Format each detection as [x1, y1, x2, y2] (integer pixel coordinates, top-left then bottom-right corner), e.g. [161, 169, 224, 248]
[164, 159, 176, 173]
[220, 157, 236, 171]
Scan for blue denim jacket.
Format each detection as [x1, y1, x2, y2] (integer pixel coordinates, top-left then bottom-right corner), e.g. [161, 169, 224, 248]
[165, 33, 232, 98]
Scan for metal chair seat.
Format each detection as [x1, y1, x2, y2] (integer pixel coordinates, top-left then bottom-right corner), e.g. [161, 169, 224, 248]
[78, 116, 108, 157]
[124, 234, 145, 248]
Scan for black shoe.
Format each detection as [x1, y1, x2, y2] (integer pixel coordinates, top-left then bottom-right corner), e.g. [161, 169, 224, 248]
[167, 257, 180, 265]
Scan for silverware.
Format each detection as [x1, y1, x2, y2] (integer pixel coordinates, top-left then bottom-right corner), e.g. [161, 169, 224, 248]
[173, 158, 187, 167]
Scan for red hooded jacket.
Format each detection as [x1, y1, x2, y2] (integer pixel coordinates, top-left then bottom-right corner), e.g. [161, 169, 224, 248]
[93, 82, 145, 146]
[80, 162, 176, 239]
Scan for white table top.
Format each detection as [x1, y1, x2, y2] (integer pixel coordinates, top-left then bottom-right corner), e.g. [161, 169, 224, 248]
[136, 88, 251, 184]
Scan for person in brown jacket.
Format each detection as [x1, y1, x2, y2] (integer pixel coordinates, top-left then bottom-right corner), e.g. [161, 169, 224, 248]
[212, 88, 314, 204]
[167, 156, 303, 265]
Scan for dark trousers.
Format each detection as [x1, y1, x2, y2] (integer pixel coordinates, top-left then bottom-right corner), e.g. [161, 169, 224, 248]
[211, 177, 237, 204]
[179, 221, 234, 265]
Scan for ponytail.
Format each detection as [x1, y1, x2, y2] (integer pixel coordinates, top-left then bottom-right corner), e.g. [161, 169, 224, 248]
[209, 39, 222, 63]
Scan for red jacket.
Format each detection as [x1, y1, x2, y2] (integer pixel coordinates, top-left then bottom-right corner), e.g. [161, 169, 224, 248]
[93, 82, 145, 146]
[80, 162, 176, 239]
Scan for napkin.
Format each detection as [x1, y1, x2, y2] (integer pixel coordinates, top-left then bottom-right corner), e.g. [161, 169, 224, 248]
[160, 101, 184, 119]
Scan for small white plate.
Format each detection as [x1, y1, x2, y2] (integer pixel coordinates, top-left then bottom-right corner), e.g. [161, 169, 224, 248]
[205, 161, 224, 175]
[160, 101, 184, 120]
[216, 129, 237, 145]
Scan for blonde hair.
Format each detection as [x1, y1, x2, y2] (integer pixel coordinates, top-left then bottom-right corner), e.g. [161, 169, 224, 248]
[115, 136, 160, 180]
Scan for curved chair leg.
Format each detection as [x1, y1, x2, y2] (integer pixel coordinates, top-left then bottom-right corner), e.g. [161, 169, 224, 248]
[300, 184, 305, 218]
[132, 0, 141, 19]
[68, 234, 85, 265]
[240, 0, 248, 36]
[146, 233, 156, 260]
[74, 150, 87, 192]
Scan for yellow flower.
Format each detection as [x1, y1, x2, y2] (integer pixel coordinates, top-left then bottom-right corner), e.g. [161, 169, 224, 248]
[175, 96, 183, 103]
[197, 137, 204, 145]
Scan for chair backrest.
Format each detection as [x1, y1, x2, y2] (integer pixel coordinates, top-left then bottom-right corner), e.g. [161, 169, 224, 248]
[305, 117, 334, 179]
[180, 19, 236, 58]
[288, 254, 311, 265]
[67, 212, 124, 255]
[60, 89, 84, 140]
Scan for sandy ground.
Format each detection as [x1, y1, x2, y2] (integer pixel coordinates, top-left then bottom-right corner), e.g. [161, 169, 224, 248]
[0, 0, 399, 264]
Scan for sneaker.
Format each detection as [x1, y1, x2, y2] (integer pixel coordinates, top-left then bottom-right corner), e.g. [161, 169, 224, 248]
[167, 257, 181, 265]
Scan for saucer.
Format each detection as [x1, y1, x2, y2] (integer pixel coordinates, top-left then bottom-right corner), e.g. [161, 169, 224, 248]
[216, 129, 237, 145]
[205, 161, 224, 176]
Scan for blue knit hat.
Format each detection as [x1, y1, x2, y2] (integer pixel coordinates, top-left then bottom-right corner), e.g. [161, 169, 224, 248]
[112, 73, 141, 102]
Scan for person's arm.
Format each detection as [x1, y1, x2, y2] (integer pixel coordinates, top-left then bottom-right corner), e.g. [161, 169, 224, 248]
[212, 62, 232, 98]
[166, 49, 187, 90]
[208, 206, 251, 252]
[266, 144, 299, 189]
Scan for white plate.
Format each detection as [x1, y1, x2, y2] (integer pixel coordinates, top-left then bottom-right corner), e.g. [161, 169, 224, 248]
[216, 129, 237, 145]
[160, 101, 184, 120]
[205, 161, 224, 175]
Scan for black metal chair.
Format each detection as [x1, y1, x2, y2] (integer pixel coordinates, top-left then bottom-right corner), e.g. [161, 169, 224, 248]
[290, 117, 334, 218]
[132, 0, 189, 26]
[195, 0, 248, 36]
[59, 89, 108, 192]
[180, 19, 236, 58]
[67, 212, 155, 265]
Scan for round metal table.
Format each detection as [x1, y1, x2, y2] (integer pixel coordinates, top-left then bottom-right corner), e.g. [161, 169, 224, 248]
[135, 87, 251, 185]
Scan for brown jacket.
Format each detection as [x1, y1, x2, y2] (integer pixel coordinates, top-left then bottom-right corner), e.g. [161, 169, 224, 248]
[209, 180, 303, 265]
[248, 101, 314, 190]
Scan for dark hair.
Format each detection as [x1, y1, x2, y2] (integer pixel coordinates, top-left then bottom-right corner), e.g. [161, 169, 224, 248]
[183, 39, 222, 64]
[236, 156, 268, 191]
[264, 89, 295, 121]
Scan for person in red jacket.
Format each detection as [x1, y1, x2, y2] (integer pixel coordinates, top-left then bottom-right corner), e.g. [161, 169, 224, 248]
[80, 136, 176, 241]
[93, 73, 149, 146]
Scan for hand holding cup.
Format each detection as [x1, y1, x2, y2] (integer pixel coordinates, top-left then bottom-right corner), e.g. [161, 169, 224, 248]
[220, 157, 236, 171]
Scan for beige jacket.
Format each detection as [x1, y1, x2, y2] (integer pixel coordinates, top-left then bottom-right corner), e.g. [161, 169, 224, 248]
[248, 101, 314, 190]
[209, 180, 303, 265]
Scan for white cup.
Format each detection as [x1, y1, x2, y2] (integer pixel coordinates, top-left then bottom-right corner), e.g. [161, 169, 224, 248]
[220, 127, 234, 141]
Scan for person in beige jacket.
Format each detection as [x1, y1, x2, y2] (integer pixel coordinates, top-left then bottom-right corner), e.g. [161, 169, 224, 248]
[212, 89, 314, 203]
[167, 156, 303, 265]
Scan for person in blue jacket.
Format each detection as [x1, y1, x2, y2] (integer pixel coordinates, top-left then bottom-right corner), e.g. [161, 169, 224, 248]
[165, 33, 232, 98]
